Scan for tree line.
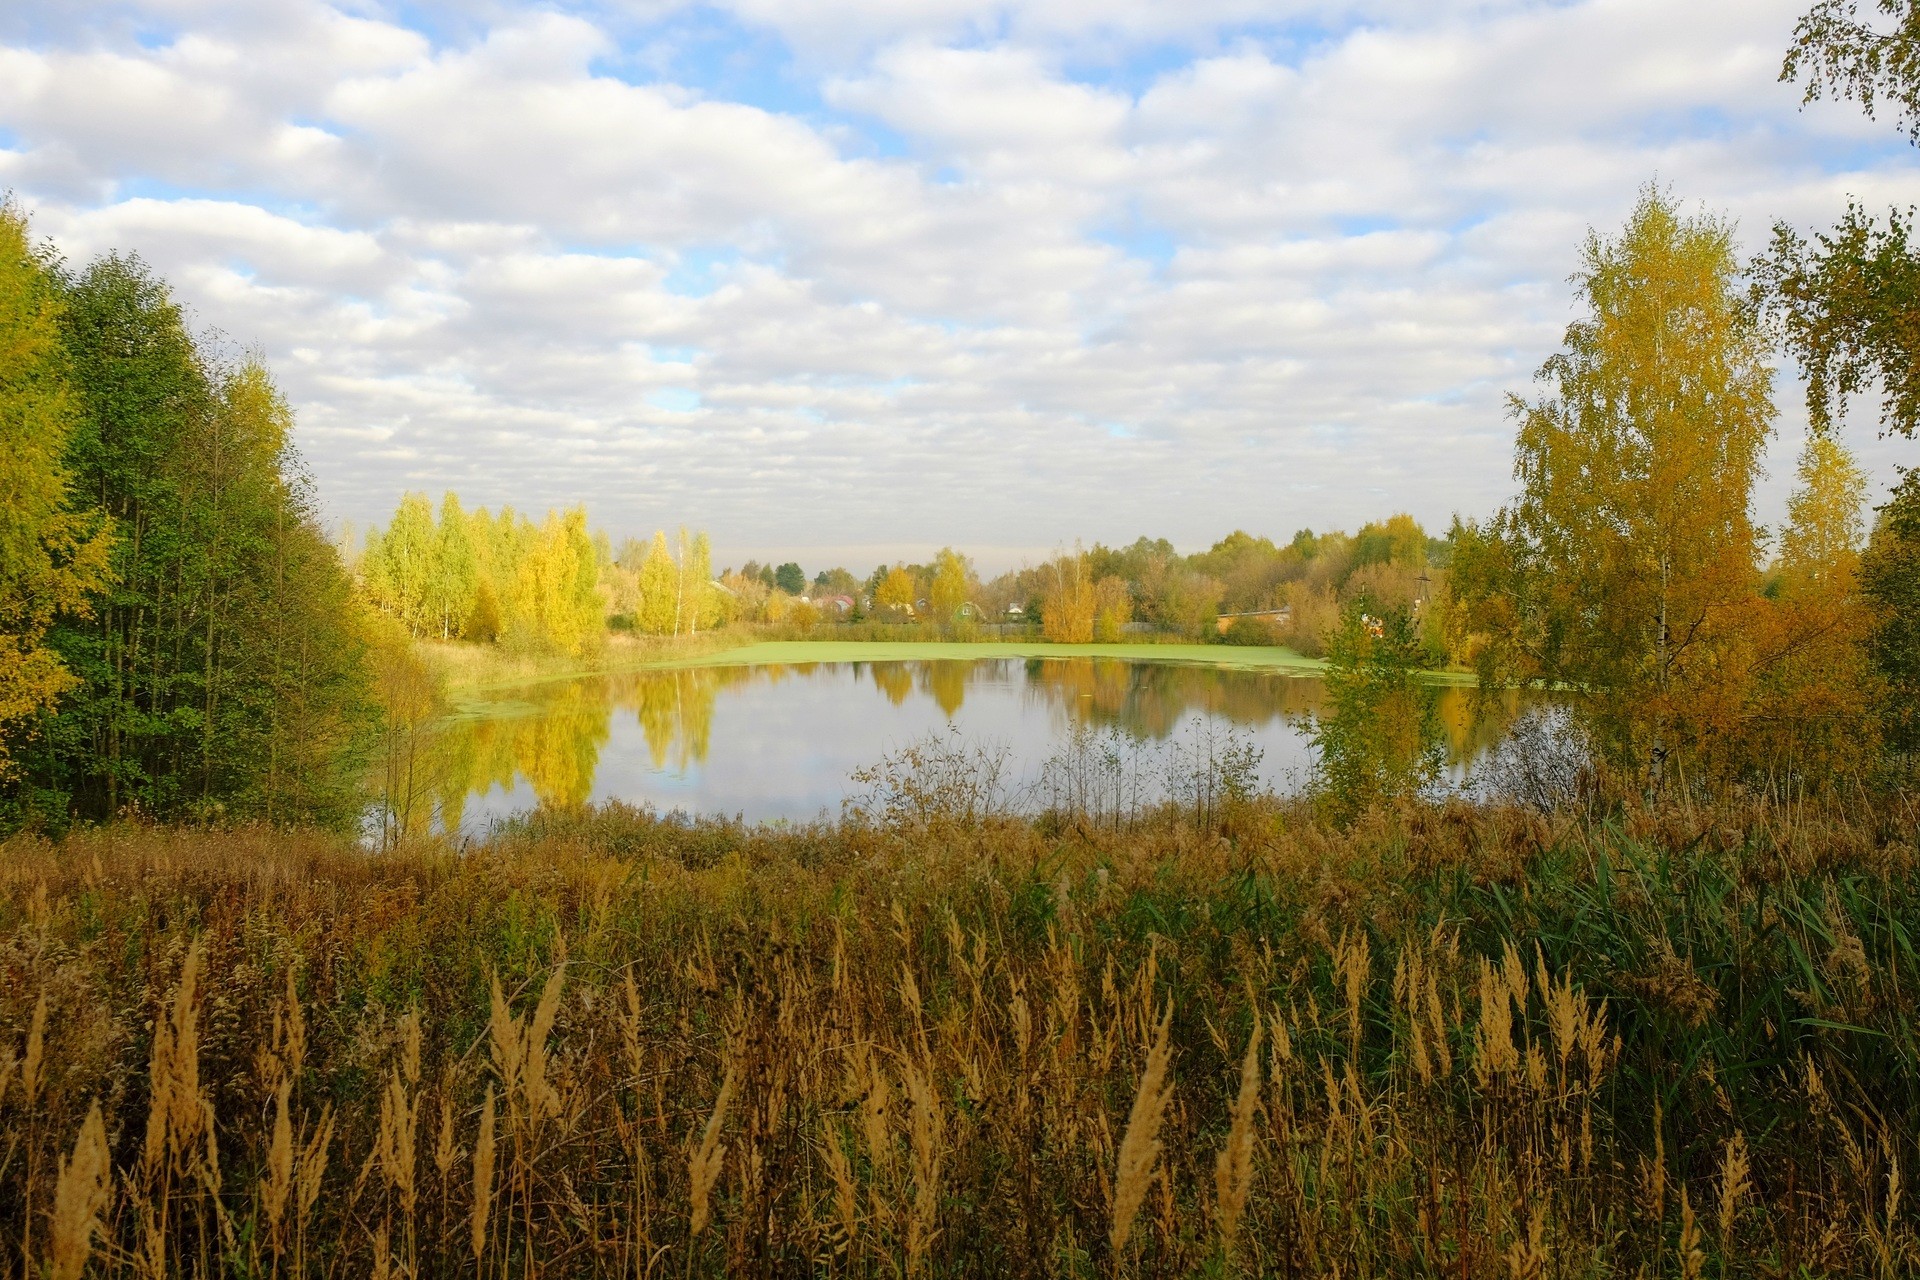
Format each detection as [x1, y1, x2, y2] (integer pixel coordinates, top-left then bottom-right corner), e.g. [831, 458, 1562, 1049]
[355, 499, 1457, 650]
[356, 495, 730, 653]
[0, 200, 374, 829]
[728, 516, 1443, 650]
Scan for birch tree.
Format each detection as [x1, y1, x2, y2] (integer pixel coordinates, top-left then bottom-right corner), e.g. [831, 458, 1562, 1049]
[1454, 188, 1774, 791]
[0, 201, 110, 782]
[638, 531, 678, 636]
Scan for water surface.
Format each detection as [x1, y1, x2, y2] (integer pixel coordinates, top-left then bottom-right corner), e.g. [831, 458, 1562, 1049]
[401, 657, 1530, 833]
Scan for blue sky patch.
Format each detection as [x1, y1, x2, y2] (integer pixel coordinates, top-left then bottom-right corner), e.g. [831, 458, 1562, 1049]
[647, 387, 703, 413]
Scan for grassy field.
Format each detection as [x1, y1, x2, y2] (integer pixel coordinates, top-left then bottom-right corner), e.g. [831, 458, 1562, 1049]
[3, 789, 1917, 1278]
[639, 639, 1335, 674]
[422, 634, 1347, 697]
[421, 632, 1492, 700]
[416, 632, 749, 693]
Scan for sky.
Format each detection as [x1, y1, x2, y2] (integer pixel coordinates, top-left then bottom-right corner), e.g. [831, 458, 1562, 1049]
[2, 0, 1916, 573]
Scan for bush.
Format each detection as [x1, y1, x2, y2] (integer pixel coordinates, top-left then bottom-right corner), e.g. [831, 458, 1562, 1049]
[1217, 615, 1276, 646]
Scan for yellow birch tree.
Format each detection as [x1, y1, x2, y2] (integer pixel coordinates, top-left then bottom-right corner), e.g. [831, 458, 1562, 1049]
[1453, 188, 1775, 791]
[0, 200, 112, 778]
[1042, 550, 1096, 643]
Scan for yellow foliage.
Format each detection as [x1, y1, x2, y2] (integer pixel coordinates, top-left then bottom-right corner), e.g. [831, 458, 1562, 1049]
[1092, 576, 1132, 642]
[875, 566, 918, 618]
[1041, 550, 1096, 643]
[0, 200, 112, 779]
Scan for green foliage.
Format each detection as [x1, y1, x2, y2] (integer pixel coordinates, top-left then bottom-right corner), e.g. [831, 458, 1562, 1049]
[0, 199, 111, 782]
[8, 251, 374, 827]
[1783, 0, 1920, 141]
[1350, 512, 1427, 569]
[812, 565, 860, 596]
[1758, 202, 1920, 438]
[1309, 602, 1443, 822]
[358, 493, 751, 650]
[365, 491, 437, 634]
[773, 561, 806, 595]
[1765, 3, 1920, 438]
[1862, 467, 1920, 760]
[428, 491, 478, 639]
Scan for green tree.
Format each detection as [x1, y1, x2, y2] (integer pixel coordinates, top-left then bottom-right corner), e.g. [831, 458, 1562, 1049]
[1862, 468, 1920, 760]
[216, 363, 376, 822]
[1351, 514, 1428, 569]
[428, 492, 479, 639]
[1310, 602, 1443, 824]
[638, 531, 678, 636]
[774, 562, 806, 595]
[380, 492, 437, 635]
[0, 200, 111, 784]
[1785, 0, 1920, 137]
[23, 252, 373, 825]
[1454, 189, 1775, 791]
[39, 252, 217, 818]
[1761, 1, 1920, 439]
[813, 566, 860, 596]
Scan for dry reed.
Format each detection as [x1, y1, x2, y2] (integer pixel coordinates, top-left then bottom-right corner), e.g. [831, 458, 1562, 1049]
[0, 793, 1915, 1277]
[1109, 1002, 1174, 1260]
[45, 1102, 108, 1280]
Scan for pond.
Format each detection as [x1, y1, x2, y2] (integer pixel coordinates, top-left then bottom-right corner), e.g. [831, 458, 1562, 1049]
[385, 656, 1542, 835]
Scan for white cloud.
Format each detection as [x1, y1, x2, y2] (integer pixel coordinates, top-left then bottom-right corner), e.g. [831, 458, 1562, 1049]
[1, 0, 1914, 569]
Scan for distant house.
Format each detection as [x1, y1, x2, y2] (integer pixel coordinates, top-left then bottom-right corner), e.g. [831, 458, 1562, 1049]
[1215, 606, 1292, 636]
[823, 594, 855, 616]
[1005, 602, 1025, 618]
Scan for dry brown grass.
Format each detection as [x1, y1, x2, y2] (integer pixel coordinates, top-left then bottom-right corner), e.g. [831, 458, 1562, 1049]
[0, 794, 1917, 1277]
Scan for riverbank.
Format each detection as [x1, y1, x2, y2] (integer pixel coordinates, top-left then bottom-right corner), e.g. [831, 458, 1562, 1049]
[422, 632, 1475, 695]
[639, 638, 1334, 673]
[414, 631, 748, 692]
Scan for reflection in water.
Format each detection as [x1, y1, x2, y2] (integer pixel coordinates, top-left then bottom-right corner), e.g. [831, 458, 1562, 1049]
[1022, 657, 1323, 739]
[1016, 658, 1540, 767]
[407, 658, 1552, 832]
[868, 662, 914, 707]
[924, 662, 969, 717]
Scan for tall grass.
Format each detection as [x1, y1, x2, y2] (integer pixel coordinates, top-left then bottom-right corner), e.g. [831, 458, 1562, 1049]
[1, 789, 1917, 1277]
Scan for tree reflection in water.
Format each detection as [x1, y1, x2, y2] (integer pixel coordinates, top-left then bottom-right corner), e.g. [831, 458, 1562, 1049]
[410, 657, 1550, 833]
[1016, 657, 1542, 766]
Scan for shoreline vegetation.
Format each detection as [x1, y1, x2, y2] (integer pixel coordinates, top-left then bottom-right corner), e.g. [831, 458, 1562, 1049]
[4, 794, 1918, 1278]
[420, 632, 1367, 696]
